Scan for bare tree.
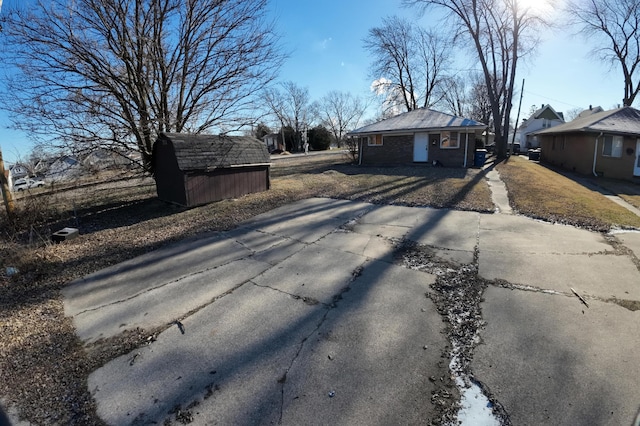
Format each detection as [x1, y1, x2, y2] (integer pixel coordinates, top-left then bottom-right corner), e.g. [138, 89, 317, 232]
[364, 16, 450, 114]
[314, 91, 369, 148]
[467, 74, 494, 126]
[263, 82, 311, 152]
[564, 107, 583, 122]
[568, 0, 640, 106]
[0, 0, 284, 171]
[440, 76, 468, 117]
[404, 0, 549, 158]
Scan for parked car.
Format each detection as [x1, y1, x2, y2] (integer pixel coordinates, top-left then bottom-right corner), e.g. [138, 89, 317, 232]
[13, 178, 45, 191]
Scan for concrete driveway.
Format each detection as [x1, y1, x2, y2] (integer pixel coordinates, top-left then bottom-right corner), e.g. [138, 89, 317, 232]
[62, 198, 640, 425]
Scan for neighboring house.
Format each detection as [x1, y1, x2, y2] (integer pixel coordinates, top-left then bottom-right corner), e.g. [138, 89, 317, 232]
[8, 163, 29, 182]
[536, 106, 640, 180]
[514, 104, 564, 150]
[577, 105, 604, 119]
[8, 164, 28, 190]
[262, 133, 282, 152]
[45, 155, 82, 181]
[347, 108, 487, 167]
[153, 133, 271, 207]
[82, 148, 131, 171]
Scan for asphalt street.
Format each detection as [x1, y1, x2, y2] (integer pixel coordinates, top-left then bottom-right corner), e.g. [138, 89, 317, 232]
[60, 196, 640, 425]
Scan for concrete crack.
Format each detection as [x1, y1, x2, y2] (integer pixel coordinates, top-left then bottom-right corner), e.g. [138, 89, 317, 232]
[250, 281, 322, 307]
[493, 279, 640, 311]
[397, 241, 510, 425]
[75, 257, 258, 316]
[275, 261, 368, 424]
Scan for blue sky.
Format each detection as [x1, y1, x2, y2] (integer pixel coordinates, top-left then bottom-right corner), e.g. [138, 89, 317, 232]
[0, 0, 626, 164]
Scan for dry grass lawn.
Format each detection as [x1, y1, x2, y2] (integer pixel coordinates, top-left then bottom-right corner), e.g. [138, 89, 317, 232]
[495, 155, 640, 231]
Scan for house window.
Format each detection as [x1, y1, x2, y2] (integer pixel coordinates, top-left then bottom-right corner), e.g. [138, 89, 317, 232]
[602, 135, 623, 158]
[440, 131, 460, 149]
[368, 134, 383, 146]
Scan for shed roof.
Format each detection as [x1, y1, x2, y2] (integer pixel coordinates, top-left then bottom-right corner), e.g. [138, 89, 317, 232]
[157, 133, 270, 172]
[348, 108, 486, 135]
[536, 106, 640, 136]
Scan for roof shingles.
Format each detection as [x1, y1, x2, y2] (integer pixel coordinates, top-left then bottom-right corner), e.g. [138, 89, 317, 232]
[536, 106, 640, 136]
[348, 108, 486, 135]
[159, 133, 270, 172]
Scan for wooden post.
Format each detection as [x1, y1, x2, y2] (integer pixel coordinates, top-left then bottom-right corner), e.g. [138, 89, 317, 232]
[0, 145, 16, 218]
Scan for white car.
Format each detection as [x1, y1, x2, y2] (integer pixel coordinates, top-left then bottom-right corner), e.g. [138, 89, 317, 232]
[13, 178, 46, 191]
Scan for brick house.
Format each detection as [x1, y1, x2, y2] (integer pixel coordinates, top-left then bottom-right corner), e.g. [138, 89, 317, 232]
[536, 106, 640, 180]
[347, 108, 487, 167]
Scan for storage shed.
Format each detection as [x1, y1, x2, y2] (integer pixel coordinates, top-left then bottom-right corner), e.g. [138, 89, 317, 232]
[153, 133, 271, 207]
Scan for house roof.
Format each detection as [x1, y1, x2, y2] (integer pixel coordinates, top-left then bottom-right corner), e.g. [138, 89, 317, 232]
[157, 133, 270, 172]
[535, 106, 640, 136]
[518, 104, 564, 130]
[577, 106, 604, 119]
[348, 108, 486, 135]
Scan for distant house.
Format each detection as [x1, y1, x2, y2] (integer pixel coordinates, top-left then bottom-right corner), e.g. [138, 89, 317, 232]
[46, 155, 82, 181]
[347, 108, 487, 167]
[514, 104, 564, 150]
[536, 106, 640, 180]
[153, 133, 271, 207]
[82, 148, 131, 171]
[8, 164, 29, 189]
[262, 133, 283, 153]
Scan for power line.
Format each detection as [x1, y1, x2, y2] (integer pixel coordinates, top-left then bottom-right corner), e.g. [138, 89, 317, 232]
[522, 90, 584, 109]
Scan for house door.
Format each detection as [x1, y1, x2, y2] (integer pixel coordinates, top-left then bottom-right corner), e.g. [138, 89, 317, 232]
[414, 133, 429, 162]
[635, 139, 640, 177]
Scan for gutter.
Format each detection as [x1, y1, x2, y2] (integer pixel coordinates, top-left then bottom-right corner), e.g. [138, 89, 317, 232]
[593, 132, 602, 177]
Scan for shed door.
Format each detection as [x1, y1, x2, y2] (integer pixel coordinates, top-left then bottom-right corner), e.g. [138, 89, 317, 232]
[635, 139, 640, 177]
[413, 133, 429, 162]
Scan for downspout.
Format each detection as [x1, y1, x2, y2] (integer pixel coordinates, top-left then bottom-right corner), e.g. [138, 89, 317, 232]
[593, 132, 602, 177]
[463, 129, 469, 168]
[358, 137, 363, 165]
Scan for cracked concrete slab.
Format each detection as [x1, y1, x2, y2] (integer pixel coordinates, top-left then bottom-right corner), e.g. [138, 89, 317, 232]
[62, 234, 252, 317]
[480, 253, 640, 300]
[315, 229, 396, 262]
[89, 283, 327, 426]
[281, 260, 442, 425]
[61, 197, 640, 425]
[238, 198, 373, 244]
[72, 258, 272, 344]
[614, 231, 640, 259]
[479, 214, 611, 254]
[474, 286, 640, 426]
[409, 210, 479, 252]
[252, 244, 368, 305]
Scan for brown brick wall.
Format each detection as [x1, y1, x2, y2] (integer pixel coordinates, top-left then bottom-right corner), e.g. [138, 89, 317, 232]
[361, 134, 413, 164]
[360, 132, 478, 167]
[540, 133, 638, 180]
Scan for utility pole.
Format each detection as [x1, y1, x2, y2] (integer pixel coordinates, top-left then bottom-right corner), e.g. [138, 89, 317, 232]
[510, 79, 525, 157]
[0, 145, 16, 218]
